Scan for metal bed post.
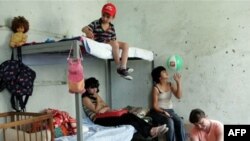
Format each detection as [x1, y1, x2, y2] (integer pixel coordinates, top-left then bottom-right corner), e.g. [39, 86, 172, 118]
[106, 59, 112, 107]
[73, 40, 83, 141]
[17, 39, 154, 141]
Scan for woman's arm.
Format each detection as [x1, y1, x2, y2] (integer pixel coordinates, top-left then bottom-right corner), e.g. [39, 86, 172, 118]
[96, 95, 110, 113]
[82, 97, 99, 113]
[171, 73, 182, 99]
[82, 95, 110, 113]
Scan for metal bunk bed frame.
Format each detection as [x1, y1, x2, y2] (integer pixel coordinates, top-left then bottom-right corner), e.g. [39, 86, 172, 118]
[14, 39, 154, 141]
[15, 40, 84, 141]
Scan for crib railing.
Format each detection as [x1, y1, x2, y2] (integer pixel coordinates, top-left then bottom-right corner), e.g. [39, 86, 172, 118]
[0, 112, 54, 141]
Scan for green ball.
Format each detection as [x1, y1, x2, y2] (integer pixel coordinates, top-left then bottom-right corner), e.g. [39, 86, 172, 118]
[166, 55, 183, 71]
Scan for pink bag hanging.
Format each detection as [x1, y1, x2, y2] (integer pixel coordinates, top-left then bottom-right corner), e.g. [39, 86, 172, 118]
[67, 47, 85, 94]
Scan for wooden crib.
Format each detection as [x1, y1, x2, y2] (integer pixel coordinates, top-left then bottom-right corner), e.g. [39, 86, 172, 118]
[0, 112, 54, 141]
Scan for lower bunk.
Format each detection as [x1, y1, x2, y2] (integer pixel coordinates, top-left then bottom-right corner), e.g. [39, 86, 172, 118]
[54, 117, 136, 141]
[54, 117, 192, 141]
[0, 112, 54, 141]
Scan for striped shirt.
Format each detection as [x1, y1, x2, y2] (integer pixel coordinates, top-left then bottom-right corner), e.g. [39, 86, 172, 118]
[88, 18, 116, 43]
[82, 93, 97, 121]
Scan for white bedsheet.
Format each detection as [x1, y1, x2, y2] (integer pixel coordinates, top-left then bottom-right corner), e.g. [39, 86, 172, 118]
[55, 118, 135, 141]
[83, 37, 154, 61]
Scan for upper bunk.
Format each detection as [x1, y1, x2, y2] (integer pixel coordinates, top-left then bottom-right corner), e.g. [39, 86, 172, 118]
[18, 36, 154, 62]
[15, 36, 154, 141]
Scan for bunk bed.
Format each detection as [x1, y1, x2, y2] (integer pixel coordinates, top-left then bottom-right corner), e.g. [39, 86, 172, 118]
[16, 36, 154, 141]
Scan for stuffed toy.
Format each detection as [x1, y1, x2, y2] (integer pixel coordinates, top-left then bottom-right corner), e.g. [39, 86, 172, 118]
[10, 16, 29, 48]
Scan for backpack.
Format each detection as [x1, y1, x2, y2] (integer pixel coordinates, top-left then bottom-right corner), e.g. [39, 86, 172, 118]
[0, 48, 36, 111]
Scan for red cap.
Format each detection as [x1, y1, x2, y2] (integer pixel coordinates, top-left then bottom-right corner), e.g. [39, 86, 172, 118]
[102, 3, 116, 17]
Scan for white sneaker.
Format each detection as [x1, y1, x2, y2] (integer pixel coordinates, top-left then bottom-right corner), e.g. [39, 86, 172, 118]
[121, 75, 133, 80]
[117, 68, 133, 80]
[126, 68, 134, 74]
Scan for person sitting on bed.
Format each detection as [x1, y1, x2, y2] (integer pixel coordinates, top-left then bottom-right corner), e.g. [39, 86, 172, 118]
[82, 77, 168, 138]
[82, 3, 133, 80]
[148, 66, 186, 141]
[189, 108, 223, 141]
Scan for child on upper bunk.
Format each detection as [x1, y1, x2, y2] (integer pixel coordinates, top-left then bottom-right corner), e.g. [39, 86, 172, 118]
[82, 3, 134, 80]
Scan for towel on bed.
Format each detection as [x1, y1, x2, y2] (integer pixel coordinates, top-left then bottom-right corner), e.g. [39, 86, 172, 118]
[82, 37, 154, 61]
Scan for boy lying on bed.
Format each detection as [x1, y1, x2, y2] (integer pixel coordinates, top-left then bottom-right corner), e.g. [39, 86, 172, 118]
[82, 77, 168, 138]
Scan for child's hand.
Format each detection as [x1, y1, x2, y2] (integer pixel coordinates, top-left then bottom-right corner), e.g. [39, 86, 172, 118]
[173, 73, 181, 83]
[86, 31, 94, 39]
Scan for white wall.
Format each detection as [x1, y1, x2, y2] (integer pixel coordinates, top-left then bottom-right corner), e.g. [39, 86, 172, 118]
[1, 0, 250, 125]
[110, 60, 153, 109]
[112, 0, 250, 124]
[0, 0, 107, 117]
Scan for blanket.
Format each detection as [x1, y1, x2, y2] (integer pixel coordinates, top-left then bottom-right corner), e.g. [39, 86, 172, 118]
[55, 117, 135, 141]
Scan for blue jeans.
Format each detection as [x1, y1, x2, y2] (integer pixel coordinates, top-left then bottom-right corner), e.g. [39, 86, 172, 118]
[149, 109, 186, 141]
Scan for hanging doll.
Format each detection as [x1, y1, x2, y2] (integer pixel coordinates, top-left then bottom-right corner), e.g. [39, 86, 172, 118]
[10, 16, 29, 48]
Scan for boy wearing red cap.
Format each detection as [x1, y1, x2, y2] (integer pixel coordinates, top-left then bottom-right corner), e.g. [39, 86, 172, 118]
[82, 3, 133, 80]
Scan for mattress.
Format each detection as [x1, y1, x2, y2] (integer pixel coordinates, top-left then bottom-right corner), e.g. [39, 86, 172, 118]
[83, 37, 154, 61]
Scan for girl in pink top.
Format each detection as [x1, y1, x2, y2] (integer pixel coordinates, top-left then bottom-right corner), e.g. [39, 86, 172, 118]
[189, 108, 223, 141]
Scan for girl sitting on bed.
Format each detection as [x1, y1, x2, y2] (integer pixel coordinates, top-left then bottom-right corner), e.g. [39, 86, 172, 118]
[82, 77, 168, 138]
[148, 66, 186, 141]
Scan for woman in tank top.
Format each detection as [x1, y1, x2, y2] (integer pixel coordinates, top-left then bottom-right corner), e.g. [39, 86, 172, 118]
[148, 66, 186, 141]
